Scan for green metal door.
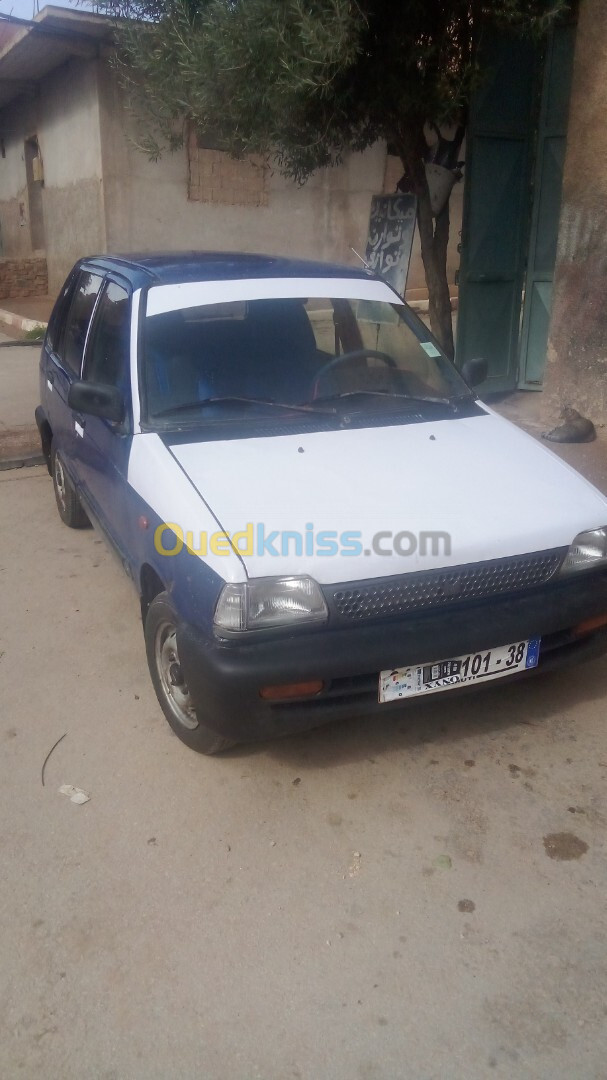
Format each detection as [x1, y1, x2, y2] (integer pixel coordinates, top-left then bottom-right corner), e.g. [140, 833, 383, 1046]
[518, 24, 575, 388]
[456, 30, 539, 394]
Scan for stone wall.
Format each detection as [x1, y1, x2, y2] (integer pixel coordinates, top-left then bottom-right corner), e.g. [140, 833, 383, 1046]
[0, 256, 48, 300]
[544, 0, 607, 424]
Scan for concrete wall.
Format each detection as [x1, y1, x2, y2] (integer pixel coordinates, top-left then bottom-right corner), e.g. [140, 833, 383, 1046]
[0, 96, 37, 259]
[0, 56, 105, 292]
[0, 52, 464, 301]
[98, 69, 463, 293]
[545, 0, 607, 422]
[97, 62, 387, 272]
[39, 57, 105, 290]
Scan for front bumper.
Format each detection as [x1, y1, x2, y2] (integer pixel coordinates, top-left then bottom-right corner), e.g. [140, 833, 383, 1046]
[177, 571, 607, 742]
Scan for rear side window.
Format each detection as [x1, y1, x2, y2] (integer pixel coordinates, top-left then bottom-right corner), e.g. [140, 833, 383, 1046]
[59, 270, 104, 375]
[83, 281, 130, 391]
[46, 271, 78, 354]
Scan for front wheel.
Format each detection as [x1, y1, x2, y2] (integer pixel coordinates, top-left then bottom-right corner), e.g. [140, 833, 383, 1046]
[145, 592, 235, 754]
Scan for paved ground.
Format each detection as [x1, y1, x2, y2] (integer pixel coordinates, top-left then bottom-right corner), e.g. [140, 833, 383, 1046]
[0, 294, 54, 327]
[2, 464, 607, 1079]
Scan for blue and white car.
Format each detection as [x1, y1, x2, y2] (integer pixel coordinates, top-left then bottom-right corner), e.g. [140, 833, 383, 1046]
[36, 252, 607, 753]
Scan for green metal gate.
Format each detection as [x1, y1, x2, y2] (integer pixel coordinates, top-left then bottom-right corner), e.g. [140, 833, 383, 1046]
[518, 24, 576, 388]
[456, 23, 575, 394]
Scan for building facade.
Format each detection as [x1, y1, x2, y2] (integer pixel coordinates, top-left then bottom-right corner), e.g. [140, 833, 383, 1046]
[0, 6, 463, 303]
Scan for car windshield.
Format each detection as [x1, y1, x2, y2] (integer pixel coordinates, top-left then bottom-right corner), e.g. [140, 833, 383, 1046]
[142, 292, 470, 422]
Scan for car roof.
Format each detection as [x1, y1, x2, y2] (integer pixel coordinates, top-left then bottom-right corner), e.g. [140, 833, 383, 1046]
[82, 251, 376, 288]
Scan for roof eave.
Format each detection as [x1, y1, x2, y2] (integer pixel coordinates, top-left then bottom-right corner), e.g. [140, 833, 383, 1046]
[0, 5, 115, 109]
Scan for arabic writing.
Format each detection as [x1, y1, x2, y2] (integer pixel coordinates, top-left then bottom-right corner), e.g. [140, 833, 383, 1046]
[365, 194, 416, 295]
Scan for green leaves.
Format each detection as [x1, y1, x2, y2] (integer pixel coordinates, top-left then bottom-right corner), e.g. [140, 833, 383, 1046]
[97, 0, 566, 353]
[101, 0, 566, 181]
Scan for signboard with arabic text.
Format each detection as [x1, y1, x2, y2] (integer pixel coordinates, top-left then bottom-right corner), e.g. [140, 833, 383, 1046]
[365, 194, 417, 296]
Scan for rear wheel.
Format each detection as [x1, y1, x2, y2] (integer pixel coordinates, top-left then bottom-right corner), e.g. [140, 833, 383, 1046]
[51, 440, 89, 528]
[145, 592, 235, 754]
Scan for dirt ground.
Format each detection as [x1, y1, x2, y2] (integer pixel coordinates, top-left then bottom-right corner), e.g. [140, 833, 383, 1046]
[1, 464, 607, 1079]
[0, 339, 42, 463]
[0, 295, 55, 328]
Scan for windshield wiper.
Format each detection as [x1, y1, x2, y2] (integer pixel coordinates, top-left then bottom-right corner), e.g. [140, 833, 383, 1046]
[152, 396, 336, 419]
[307, 389, 459, 410]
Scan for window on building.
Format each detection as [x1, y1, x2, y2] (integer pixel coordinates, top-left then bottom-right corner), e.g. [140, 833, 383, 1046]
[24, 135, 45, 251]
[187, 127, 268, 207]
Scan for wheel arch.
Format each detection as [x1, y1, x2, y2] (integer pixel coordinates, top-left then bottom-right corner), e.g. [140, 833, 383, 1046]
[35, 407, 53, 475]
[140, 563, 166, 622]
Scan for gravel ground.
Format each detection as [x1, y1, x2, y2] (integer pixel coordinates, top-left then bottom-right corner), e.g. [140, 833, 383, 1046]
[1, 465, 607, 1079]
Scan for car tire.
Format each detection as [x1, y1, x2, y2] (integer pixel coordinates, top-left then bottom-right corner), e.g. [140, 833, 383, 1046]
[145, 592, 236, 754]
[51, 440, 90, 528]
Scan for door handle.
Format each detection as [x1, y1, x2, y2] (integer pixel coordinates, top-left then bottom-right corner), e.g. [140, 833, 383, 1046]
[73, 414, 86, 438]
[47, 369, 55, 385]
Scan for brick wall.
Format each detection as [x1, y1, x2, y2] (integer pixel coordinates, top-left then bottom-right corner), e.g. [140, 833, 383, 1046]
[0, 256, 48, 300]
[187, 129, 268, 207]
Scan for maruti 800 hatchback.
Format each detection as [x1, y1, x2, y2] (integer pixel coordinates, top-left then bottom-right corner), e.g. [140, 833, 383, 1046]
[35, 253, 607, 753]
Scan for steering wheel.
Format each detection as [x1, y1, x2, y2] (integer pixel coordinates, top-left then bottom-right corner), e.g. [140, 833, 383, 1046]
[311, 348, 397, 398]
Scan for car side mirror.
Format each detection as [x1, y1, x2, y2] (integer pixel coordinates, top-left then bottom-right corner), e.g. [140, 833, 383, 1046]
[68, 380, 125, 424]
[460, 357, 488, 388]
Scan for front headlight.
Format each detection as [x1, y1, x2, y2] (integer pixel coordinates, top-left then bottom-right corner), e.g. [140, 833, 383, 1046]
[560, 527, 607, 575]
[214, 576, 328, 632]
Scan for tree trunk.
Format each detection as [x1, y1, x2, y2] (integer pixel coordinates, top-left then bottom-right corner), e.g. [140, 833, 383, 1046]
[397, 127, 458, 360]
[416, 185, 454, 358]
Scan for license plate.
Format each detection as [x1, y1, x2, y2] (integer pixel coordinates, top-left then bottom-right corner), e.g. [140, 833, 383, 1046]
[379, 638, 540, 703]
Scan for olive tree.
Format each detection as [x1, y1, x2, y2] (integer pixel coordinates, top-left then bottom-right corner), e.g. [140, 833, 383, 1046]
[99, 0, 567, 356]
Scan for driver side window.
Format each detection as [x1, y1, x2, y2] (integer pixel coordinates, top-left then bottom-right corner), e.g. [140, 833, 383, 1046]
[83, 281, 131, 393]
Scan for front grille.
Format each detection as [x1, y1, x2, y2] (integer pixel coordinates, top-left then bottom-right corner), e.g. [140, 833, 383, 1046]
[328, 549, 567, 624]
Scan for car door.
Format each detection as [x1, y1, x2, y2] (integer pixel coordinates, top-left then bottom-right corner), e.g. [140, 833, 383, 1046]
[72, 277, 134, 563]
[42, 268, 78, 431]
[44, 267, 105, 480]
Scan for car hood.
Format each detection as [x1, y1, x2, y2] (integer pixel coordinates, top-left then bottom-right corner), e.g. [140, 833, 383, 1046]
[167, 409, 607, 585]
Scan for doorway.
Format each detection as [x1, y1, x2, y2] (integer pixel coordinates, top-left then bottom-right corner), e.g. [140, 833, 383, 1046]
[24, 136, 45, 252]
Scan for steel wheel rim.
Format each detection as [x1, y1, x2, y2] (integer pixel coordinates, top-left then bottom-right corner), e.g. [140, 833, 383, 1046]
[54, 455, 67, 513]
[154, 619, 199, 731]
